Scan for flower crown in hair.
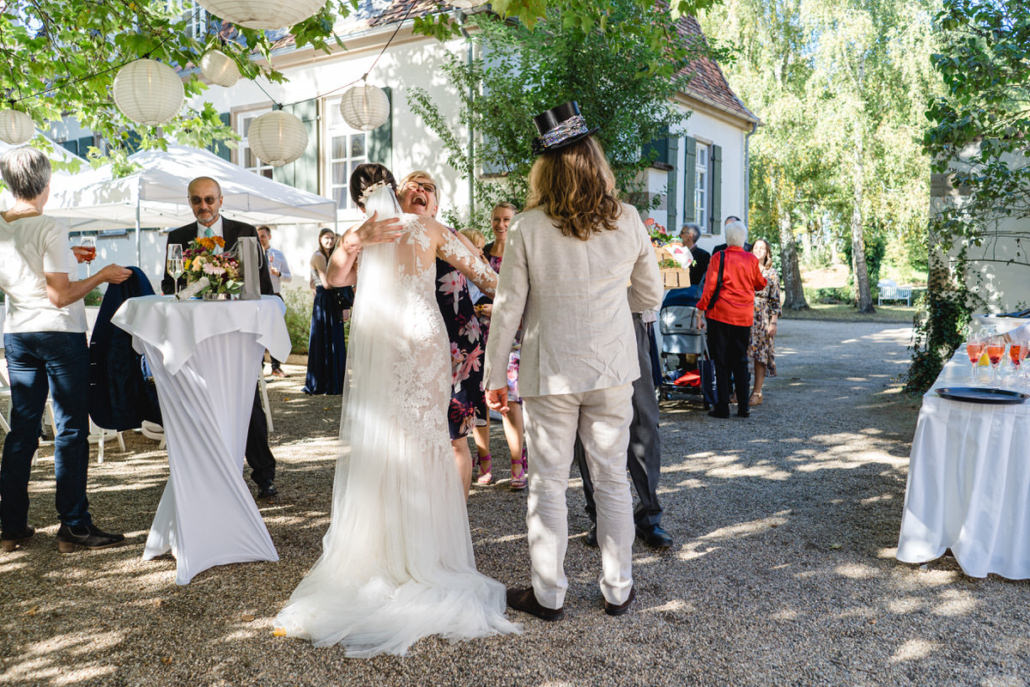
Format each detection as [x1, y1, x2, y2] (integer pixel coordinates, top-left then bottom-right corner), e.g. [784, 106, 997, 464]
[358, 180, 391, 206]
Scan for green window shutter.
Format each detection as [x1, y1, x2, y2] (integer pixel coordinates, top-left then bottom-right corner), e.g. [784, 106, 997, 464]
[208, 112, 232, 161]
[666, 136, 679, 231]
[273, 101, 318, 194]
[642, 136, 668, 166]
[367, 87, 393, 169]
[683, 136, 696, 224]
[709, 144, 722, 234]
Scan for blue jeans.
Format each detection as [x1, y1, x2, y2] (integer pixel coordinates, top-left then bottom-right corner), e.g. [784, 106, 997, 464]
[1, 331, 92, 532]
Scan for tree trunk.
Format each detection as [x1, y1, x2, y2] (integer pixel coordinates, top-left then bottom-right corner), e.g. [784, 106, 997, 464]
[851, 138, 875, 313]
[778, 202, 808, 310]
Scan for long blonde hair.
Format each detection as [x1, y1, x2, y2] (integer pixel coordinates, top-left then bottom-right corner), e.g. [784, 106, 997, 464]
[525, 136, 621, 241]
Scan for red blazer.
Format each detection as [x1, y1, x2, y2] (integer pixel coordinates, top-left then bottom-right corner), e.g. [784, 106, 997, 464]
[696, 246, 767, 327]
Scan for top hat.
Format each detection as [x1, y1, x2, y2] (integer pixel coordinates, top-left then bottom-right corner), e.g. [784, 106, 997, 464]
[531, 101, 598, 155]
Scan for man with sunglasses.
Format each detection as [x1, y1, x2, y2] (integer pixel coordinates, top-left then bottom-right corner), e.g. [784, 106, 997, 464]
[161, 176, 279, 501]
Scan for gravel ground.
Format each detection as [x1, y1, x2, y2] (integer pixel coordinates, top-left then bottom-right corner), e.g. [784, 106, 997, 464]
[2, 319, 1029, 687]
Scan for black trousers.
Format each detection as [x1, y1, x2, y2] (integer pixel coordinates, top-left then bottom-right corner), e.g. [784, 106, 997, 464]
[707, 318, 751, 414]
[246, 388, 276, 488]
[575, 314, 663, 528]
[269, 292, 284, 370]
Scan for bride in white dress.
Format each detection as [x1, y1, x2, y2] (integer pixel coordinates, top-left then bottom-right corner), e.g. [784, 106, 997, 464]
[274, 164, 520, 656]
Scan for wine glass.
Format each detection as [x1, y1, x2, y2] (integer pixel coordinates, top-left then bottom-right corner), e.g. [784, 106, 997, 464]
[965, 340, 984, 382]
[985, 338, 1005, 383]
[79, 236, 96, 276]
[166, 244, 184, 299]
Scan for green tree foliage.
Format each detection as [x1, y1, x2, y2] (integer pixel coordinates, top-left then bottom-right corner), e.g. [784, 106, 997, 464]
[0, 0, 655, 172]
[906, 0, 1028, 392]
[700, 0, 940, 312]
[406, 0, 713, 228]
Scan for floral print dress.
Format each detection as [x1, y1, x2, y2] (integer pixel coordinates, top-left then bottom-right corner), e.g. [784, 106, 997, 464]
[748, 266, 781, 375]
[436, 228, 485, 439]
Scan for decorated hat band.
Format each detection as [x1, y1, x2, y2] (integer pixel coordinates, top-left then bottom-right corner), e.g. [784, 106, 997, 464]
[538, 114, 589, 149]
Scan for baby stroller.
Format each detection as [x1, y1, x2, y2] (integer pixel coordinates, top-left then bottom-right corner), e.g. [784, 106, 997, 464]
[656, 285, 716, 406]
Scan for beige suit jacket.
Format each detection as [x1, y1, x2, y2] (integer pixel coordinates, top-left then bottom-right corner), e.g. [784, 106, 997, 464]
[484, 203, 663, 397]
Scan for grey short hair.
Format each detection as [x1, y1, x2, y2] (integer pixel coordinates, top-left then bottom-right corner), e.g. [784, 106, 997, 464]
[725, 220, 748, 247]
[1, 147, 51, 200]
[681, 223, 701, 242]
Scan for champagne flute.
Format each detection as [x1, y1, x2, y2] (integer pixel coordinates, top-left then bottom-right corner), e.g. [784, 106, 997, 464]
[965, 340, 984, 382]
[79, 236, 96, 277]
[985, 338, 1005, 383]
[166, 244, 184, 299]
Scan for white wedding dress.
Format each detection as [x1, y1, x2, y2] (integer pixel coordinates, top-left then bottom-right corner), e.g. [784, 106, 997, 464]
[275, 186, 519, 656]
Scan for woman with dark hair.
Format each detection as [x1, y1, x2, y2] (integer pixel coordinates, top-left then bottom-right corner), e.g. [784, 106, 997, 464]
[483, 103, 663, 621]
[276, 163, 518, 655]
[301, 227, 350, 394]
[748, 238, 780, 406]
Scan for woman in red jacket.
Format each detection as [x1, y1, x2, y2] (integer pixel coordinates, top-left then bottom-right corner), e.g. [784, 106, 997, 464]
[696, 221, 767, 418]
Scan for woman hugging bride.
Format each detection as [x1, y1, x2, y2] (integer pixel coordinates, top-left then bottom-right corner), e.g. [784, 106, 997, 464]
[273, 163, 520, 656]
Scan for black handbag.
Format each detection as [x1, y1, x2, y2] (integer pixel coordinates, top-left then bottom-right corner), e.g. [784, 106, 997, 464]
[707, 250, 728, 309]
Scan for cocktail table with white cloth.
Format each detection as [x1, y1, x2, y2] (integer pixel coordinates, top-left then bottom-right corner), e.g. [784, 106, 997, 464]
[896, 350, 1030, 579]
[112, 295, 291, 585]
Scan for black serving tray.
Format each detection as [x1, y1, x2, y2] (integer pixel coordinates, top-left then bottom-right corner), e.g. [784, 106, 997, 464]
[936, 387, 1030, 404]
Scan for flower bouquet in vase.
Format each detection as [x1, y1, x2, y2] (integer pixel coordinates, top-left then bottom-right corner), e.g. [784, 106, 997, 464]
[181, 236, 243, 300]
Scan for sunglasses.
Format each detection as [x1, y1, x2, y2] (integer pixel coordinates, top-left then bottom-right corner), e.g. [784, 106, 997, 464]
[189, 195, 220, 206]
[405, 180, 437, 195]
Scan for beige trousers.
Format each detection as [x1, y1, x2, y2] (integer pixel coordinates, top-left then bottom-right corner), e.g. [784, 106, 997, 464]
[522, 383, 635, 609]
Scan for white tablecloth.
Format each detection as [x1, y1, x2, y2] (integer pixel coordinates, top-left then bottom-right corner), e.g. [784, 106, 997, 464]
[112, 295, 290, 585]
[896, 353, 1030, 578]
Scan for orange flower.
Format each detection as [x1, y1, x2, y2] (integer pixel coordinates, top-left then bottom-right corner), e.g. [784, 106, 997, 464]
[196, 237, 215, 251]
[212, 236, 225, 248]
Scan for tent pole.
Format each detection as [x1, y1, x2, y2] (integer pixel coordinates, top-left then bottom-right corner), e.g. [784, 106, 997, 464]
[135, 177, 142, 267]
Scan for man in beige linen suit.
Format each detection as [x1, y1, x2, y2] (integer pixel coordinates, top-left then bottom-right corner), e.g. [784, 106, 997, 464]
[485, 102, 663, 620]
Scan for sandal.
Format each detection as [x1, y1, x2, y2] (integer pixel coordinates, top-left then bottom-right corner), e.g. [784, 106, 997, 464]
[749, 391, 763, 406]
[476, 453, 493, 486]
[510, 447, 528, 491]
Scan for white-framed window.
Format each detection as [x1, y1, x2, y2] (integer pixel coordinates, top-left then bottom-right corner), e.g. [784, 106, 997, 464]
[166, 1, 208, 39]
[694, 143, 708, 230]
[236, 109, 274, 179]
[324, 98, 370, 211]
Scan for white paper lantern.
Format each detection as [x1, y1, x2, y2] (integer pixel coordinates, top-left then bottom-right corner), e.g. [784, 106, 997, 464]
[339, 84, 390, 132]
[0, 110, 35, 145]
[200, 49, 241, 87]
[112, 59, 185, 126]
[248, 110, 308, 166]
[448, 0, 490, 8]
[196, 0, 325, 30]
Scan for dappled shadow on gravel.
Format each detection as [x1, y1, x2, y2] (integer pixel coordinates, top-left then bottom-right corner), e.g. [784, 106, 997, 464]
[2, 321, 1029, 686]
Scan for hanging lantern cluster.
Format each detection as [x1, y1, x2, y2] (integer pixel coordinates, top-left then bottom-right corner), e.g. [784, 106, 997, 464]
[0, 109, 35, 145]
[339, 83, 389, 132]
[248, 110, 308, 166]
[196, 0, 325, 30]
[200, 49, 241, 88]
[112, 59, 184, 126]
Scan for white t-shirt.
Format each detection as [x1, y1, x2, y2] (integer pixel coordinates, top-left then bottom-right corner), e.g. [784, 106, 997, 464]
[0, 213, 87, 334]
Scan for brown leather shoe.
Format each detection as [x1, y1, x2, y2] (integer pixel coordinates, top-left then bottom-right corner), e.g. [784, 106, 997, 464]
[506, 587, 564, 621]
[604, 586, 636, 616]
[1, 526, 35, 552]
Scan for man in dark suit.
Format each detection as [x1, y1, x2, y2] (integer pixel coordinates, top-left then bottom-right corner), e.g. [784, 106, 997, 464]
[162, 176, 279, 500]
[712, 216, 752, 253]
[681, 222, 710, 286]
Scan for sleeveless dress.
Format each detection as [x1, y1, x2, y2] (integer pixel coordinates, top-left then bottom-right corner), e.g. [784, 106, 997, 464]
[275, 197, 519, 656]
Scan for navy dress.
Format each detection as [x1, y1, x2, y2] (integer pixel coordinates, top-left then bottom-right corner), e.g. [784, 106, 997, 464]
[302, 285, 349, 395]
[435, 229, 485, 439]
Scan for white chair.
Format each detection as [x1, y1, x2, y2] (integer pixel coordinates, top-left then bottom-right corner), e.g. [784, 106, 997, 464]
[258, 373, 274, 433]
[140, 419, 166, 450]
[89, 420, 125, 464]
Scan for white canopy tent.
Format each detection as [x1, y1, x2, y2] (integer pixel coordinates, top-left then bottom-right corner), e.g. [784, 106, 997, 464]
[0, 136, 90, 208]
[46, 144, 338, 265]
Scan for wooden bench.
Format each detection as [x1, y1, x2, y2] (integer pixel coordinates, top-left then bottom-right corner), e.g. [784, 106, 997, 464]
[877, 279, 912, 306]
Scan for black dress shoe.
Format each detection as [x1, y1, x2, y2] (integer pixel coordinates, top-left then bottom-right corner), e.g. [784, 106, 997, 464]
[506, 587, 564, 621]
[1, 526, 35, 552]
[257, 483, 279, 500]
[636, 524, 673, 549]
[737, 408, 750, 418]
[604, 586, 636, 616]
[56, 524, 125, 553]
[708, 408, 730, 419]
[584, 524, 598, 548]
